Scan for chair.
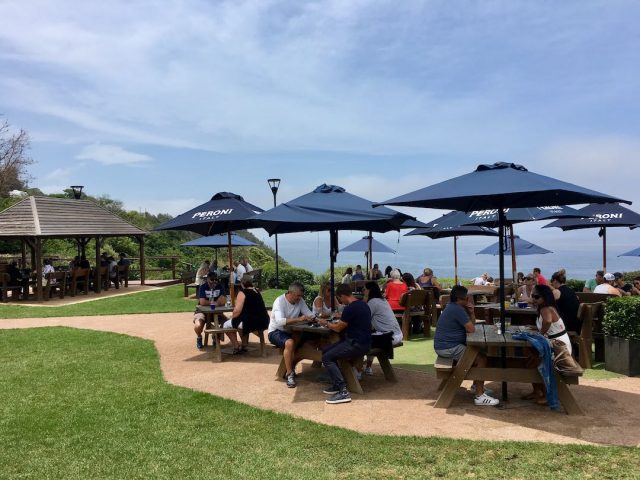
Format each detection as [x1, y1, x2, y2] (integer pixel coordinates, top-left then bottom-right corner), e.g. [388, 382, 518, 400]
[70, 268, 90, 296]
[44, 271, 67, 300]
[93, 266, 109, 291]
[397, 289, 435, 339]
[117, 264, 129, 288]
[181, 271, 197, 297]
[0, 273, 12, 302]
[568, 302, 600, 369]
[247, 269, 262, 289]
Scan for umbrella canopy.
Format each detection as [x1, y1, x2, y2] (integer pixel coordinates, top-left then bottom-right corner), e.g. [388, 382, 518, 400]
[405, 218, 498, 285]
[342, 236, 396, 254]
[426, 206, 583, 229]
[181, 234, 256, 248]
[379, 162, 627, 399]
[619, 247, 640, 257]
[477, 236, 552, 256]
[155, 192, 264, 301]
[543, 203, 640, 271]
[155, 192, 263, 236]
[251, 184, 414, 309]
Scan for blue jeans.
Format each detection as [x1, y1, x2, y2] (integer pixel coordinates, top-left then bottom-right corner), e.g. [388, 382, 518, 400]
[322, 339, 369, 391]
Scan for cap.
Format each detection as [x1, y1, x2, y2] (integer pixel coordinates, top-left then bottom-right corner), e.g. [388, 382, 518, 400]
[613, 272, 623, 279]
[604, 273, 615, 281]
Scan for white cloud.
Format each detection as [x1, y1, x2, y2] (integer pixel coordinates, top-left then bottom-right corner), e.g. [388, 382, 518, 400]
[76, 144, 152, 166]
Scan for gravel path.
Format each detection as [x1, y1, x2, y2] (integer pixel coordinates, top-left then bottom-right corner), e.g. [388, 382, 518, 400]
[2, 312, 639, 446]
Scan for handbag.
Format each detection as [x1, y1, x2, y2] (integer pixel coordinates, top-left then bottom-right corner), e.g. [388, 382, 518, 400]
[550, 339, 583, 376]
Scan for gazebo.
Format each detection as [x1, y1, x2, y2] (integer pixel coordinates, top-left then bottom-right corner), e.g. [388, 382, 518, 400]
[0, 196, 147, 300]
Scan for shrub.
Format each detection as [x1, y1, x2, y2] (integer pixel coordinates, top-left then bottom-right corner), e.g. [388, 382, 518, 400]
[261, 261, 315, 289]
[302, 285, 320, 308]
[566, 279, 585, 292]
[603, 297, 640, 340]
[623, 271, 640, 282]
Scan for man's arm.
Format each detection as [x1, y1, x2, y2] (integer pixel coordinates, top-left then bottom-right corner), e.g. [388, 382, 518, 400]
[271, 298, 311, 329]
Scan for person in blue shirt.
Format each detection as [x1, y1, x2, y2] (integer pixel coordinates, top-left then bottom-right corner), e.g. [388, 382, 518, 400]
[434, 285, 499, 406]
[318, 283, 372, 404]
[352, 265, 365, 281]
[193, 272, 227, 349]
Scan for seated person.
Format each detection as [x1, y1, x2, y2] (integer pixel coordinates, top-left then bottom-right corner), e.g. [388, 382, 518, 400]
[268, 282, 314, 388]
[361, 281, 403, 376]
[352, 265, 365, 281]
[7, 261, 22, 298]
[593, 273, 622, 296]
[583, 270, 604, 292]
[79, 256, 91, 269]
[368, 263, 382, 280]
[69, 256, 80, 270]
[117, 253, 131, 267]
[613, 272, 633, 296]
[341, 267, 353, 284]
[417, 267, 441, 291]
[318, 284, 372, 405]
[223, 275, 269, 354]
[434, 285, 499, 406]
[313, 282, 338, 318]
[193, 272, 227, 349]
[384, 269, 408, 311]
[402, 272, 421, 291]
[517, 274, 536, 302]
[516, 272, 525, 285]
[549, 269, 580, 333]
[107, 256, 118, 287]
[43, 259, 56, 284]
[632, 277, 640, 296]
[472, 273, 489, 286]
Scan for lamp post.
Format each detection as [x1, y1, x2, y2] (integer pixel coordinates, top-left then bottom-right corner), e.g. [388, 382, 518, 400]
[70, 185, 84, 200]
[267, 178, 281, 288]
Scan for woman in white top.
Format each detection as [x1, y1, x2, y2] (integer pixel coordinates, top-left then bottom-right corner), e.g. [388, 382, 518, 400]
[517, 274, 536, 302]
[522, 284, 571, 404]
[313, 282, 338, 318]
[341, 267, 353, 284]
[359, 281, 404, 376]
[195, 261, 210, 286]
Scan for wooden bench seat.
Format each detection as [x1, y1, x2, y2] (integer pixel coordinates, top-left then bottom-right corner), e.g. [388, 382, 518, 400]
[185, 283, 199, 297]
[366, 342, 403, 382]
[203, 325, 266, 362]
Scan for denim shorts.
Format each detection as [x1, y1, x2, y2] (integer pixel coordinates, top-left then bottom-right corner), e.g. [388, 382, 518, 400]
[435, 344, 466, 361]
[268, 329, 292, 348]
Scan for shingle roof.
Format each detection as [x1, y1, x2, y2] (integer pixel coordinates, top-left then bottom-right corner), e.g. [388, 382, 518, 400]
[0, 196, 146, 238]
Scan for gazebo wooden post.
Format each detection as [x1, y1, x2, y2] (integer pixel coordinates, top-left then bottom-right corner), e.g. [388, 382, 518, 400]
[137, 235, 146, 285]
[20, 239, 27, 269]
[35, 237, 43, 301]
[95, 236, 102, 293]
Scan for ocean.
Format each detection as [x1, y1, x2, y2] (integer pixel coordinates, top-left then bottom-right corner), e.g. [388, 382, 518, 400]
[251, 226, 640, 281]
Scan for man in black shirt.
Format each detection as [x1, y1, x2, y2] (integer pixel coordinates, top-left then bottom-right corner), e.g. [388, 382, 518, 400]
[318, 283, 372, 404]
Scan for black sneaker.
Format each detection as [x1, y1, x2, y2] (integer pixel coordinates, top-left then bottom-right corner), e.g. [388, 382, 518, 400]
[326, 390, 351, 404]
[322, 386, 340, 395]
[196, 336, 203, 349]
[286, 372, 296, 388]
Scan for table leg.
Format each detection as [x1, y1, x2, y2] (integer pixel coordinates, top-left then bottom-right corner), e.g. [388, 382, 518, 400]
[555, 375, 584, 415]
[434, 346, 479, 408]
[339, 359, 363, 394]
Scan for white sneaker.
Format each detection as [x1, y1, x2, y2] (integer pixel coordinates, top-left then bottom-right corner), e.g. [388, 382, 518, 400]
[363, 366, 373, 376]
[474, 393, 499, 406]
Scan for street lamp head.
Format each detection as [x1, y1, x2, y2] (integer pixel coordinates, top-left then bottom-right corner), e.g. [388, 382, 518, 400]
[267, 178, 281, 195]
[70, 185, 84, 200]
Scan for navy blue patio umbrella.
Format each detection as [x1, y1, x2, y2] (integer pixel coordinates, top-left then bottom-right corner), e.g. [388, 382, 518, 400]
[477, 235, 552, 256]
[155, 192, 264, 300]
[619, 246, 640, 257]
[251, 184, 414, 308]
[405, 213, 498, 285]
[543, 203, 640, 271]
[342, 236, 396, 254]
[378, 162, 628, 400]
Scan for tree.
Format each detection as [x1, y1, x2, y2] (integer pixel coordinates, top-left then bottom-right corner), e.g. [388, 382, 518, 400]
[0, 119, 34, 197]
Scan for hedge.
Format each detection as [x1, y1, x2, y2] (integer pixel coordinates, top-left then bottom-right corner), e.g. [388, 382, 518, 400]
[603, 296, 640, 340]
[261, 261, 315, 289]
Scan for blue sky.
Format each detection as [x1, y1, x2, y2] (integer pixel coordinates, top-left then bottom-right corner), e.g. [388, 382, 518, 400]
[1, 0, 639, 269]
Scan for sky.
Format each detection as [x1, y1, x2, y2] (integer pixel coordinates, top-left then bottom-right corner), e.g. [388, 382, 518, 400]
[1, 0, 639, 274]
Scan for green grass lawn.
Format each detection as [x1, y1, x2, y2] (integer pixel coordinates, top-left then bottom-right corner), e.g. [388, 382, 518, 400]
[0, 328, 637, 479]
[0, 285, 287, 319]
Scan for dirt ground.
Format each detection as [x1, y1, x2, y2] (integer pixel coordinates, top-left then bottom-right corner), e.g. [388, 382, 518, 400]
[2, 312, 639, 447]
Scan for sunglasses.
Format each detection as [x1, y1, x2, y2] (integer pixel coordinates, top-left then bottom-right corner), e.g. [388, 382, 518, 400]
[531, 294, 541, 299]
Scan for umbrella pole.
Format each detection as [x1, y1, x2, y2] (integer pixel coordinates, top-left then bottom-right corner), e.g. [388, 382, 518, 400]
[602, 227, 607, 272]
[368, 231, 373, 277]
[228, 231, 234, 305]
[453, 236, 458, 286]
[498, 208, 507, 401]
[330, 230, 338, 311]
[510, 225, 517, 285]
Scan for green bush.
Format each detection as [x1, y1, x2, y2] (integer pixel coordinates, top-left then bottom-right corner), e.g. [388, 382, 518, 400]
[261, 261, 315, 289]
[302, 285, 320, 308]
[566, 279, 585, 292]
[623, 271, 640, 282]
[603, 296, 640, 340]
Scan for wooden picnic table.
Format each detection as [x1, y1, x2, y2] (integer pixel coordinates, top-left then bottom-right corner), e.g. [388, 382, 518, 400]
[196, 305, 236, 362]
[434, 324, 583, 414]
[274, 322, 364, 394]
[474, 303, 538, 326]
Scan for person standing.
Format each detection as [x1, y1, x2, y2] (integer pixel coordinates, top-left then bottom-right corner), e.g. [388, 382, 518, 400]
[318, 283, 372, 404]
[268, 282, 314, 388]
[533, 267, 547, 286]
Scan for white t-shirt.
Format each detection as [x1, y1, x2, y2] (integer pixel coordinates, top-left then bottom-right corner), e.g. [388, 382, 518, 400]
[245, 263, 253, 273]
[473, 277, 487, 286]
[269, 293, 312, 333]
[368, 298, 403, 345]
[234, 264, 247, 283]
[593, 283, 620, 296]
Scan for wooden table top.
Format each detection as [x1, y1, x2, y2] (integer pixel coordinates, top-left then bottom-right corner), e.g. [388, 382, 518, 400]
[467, 324, 538, 348]
[195, 305, 234, 314]
[477, 303, 538, 315]
[288, 322, 333, 334]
